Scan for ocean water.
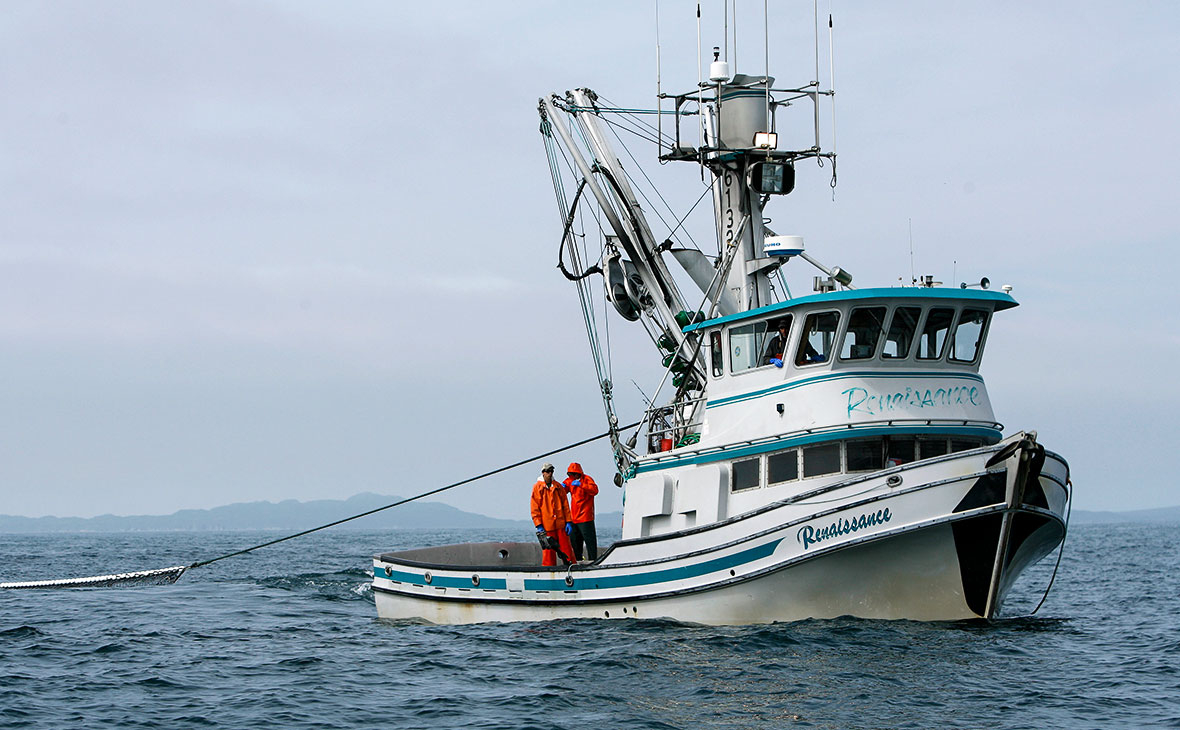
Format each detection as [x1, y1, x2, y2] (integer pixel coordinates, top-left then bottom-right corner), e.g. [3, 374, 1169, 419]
[1, 523, 1177, 729]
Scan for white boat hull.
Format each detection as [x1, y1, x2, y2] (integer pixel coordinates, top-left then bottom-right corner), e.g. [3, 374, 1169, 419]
[372, 434, 1068, 625]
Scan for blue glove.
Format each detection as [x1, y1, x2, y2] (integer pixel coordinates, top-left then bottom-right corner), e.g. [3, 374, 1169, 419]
[564, 523, 573, 535]
[571, 479, 581, 487]
[536, 525, 546, 536]
[769, 357, 783, 368]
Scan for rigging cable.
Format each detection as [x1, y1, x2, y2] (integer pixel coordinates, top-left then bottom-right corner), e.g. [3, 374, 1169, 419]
[601, 118, 703, 256]
[1, 424, 639, 590]
[544, 111, 625, 460]
[556, 179, 601, 281]
[1029, 478, 1072, 617]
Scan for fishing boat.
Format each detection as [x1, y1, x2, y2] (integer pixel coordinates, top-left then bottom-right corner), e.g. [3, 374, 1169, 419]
[371, 7, 1069, 625]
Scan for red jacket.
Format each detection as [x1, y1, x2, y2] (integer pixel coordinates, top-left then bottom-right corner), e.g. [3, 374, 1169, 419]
[562, 462, 599, 523]
[530, 477, 571, 532]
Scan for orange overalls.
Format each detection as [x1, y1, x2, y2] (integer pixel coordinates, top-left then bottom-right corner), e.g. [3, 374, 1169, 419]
[530, 477, 573, 567]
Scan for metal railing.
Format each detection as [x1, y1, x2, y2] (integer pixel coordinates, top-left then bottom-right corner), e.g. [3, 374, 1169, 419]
[638, 416, 1004, 463]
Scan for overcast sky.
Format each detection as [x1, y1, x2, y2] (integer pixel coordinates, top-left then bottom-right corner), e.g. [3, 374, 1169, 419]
[1, 1, 1176, 522]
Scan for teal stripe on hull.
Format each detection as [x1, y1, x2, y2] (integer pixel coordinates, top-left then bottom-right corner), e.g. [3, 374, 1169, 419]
[376, 539, 784, 595]
[377, 569, 508, 590]
[524, 538, 783, 591]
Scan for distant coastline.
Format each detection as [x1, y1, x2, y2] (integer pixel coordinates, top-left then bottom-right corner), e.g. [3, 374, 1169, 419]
[0, 492, 1171, 533]
[0, 492, 542, 534]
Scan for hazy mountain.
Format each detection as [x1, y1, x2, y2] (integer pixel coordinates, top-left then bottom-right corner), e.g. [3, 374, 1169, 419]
[0, 492, 531, 533]
[2, 489, 1169, 533]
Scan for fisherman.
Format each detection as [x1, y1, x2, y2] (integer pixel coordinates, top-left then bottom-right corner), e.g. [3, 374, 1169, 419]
[762, 319, 791, 367]
[562, 462, 599, 562]
[530, 463, 574, 567]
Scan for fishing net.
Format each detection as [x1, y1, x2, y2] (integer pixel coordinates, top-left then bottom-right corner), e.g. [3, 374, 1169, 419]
[1, 428, 625, 590]
[0, 565, 187, 589]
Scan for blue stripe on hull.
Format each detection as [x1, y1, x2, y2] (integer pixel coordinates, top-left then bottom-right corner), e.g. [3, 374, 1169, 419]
[379, 569, 507, 590]
[524, 538, 783, 591]
[376, 538, 783, 594]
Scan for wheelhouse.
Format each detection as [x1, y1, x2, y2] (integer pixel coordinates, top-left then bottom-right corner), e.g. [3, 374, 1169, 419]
[685, 287, 1016, 384]
[638, 287, 1016, 462]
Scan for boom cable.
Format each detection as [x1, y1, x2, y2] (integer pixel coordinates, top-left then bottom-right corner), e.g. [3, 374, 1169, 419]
[2, 425, 638, 589]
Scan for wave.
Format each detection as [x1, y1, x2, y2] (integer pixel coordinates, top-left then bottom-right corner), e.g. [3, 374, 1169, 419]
[255, 569, 375, 602]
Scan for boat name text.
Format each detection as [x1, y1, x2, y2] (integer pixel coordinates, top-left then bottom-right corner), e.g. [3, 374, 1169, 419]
[842, 385, 980, 417]
[797, 508, 892, 550]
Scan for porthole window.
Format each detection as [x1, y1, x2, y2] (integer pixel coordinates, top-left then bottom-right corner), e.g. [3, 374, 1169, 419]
[767, 449, 799, 485]
[918, 437, 950, 460]
[731, 457, 761, 492]
[950, 438, 983, 453]
[886, 436, 917, 465]
[846, 438, 885, 472]
[802, 442, 841, 477]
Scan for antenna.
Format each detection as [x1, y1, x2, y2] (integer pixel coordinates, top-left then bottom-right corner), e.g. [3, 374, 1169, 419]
[732, 0, 738, 71]
[655, 0, 662, 156]
[697, 3, 704, 156]
[828, 2, 836, 156]
[908, 218, 915, 285]
[813, 0, 820, 149]
[764, 0, 770, 131]
[723, 0, 728, 60]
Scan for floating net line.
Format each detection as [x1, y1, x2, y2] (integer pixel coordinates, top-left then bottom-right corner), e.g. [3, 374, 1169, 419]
[0, 566, 187, 589]
[2, 424, 634, 589]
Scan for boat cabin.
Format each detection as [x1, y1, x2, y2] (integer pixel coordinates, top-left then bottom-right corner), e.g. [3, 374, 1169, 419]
[621, 287, 1018, 539]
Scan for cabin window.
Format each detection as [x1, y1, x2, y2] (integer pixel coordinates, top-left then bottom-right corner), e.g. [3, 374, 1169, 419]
[917, 308, 956, 360]
[950, 309, 989, 363]
[767, 449, 799, 485]
[802, 442, 841, 477]
[918, 437, 950, 460]
[839, 307, 887, 361]
[762, 316, 793, 366]
[729, 320, 770, 373]
[882, 307, 921, 359]
[730, 316, 793, 372]
[846, 438, 885, 472]
[710, 331, 724, 377]
[886, 436, 917, 465]
[950, 438, 983, 453]
[731, 457, 761, 492]
[796, 311, 840, 366]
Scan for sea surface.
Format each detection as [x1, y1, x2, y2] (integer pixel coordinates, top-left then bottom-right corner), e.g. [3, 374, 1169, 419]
[1, 523, 1177, 729]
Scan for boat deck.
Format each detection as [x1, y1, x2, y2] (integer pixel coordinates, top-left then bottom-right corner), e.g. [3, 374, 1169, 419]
[378, 541, 556, 569]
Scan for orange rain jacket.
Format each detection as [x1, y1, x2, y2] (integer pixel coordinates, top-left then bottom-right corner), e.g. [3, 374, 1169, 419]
[530, 477, 571, 533]
[562, 462, 599, 523]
